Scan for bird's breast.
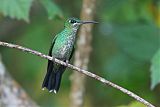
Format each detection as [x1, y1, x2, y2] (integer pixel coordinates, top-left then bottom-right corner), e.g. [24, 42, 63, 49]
[60, 41, 73, 56]
[52, 35, 75, 59]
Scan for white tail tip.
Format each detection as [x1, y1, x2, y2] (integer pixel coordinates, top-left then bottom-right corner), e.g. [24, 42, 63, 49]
[49, 90, 53, 93]
[42, 88, 45, 90]
[54, 90, 57, 94]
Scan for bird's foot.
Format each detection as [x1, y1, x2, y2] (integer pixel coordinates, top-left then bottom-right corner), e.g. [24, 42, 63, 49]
[52, 56, 55, 61]
[65, 60, 69, 66]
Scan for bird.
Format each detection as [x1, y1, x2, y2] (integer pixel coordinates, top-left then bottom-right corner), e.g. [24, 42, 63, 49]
[42, 17, 98, 94]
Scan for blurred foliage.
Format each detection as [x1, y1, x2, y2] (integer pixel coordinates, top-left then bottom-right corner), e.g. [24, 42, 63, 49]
[0, 0, 62, 22]
[0, 0, 33, 22]
[0, 0, 159, 107]
[39, 0, 63, 19]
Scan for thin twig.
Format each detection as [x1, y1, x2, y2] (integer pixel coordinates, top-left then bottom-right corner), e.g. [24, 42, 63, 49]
[0, 41, 155, 107]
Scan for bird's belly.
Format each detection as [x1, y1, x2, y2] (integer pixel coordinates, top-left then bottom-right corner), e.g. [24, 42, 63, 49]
[53, 44, 73, 60]
[59, 45, 72, 57]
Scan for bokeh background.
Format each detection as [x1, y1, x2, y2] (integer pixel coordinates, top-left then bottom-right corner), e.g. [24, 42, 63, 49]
[0, 0, 159, 107]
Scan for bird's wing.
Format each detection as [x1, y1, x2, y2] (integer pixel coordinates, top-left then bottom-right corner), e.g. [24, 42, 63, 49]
[49, 35, 57, 56]
[47, 35, 57, 71]
[42, 35, 58, 88]
[69, 46, 75, 61]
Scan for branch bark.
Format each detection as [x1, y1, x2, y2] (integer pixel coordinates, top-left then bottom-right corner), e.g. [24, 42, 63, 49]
[0, 54, 38, 107]
[0, 41, 155, 107]
[69, 0, 96, 107]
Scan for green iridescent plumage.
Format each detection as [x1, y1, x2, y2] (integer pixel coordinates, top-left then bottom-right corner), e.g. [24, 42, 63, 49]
[42, 17, 98, 93]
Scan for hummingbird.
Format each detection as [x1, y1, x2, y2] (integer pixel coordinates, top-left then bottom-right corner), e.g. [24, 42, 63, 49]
[42, 17, 98, 94]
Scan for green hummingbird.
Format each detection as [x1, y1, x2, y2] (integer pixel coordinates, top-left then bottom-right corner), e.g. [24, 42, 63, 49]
[42, 17, 98, 93]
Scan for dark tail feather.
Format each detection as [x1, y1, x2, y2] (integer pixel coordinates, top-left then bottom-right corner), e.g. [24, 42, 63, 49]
[54, 71, 63, 93]
[42, 61, 54, 89]
[53, 65, 66, 93]
[47, 71, 55, 91]
[42, 61, 66, 93]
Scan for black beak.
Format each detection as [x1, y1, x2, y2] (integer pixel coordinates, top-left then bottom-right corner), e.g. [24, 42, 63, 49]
[81, 21, 98, 24]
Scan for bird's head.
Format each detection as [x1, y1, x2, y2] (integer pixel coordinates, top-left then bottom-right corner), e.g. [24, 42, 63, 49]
[65, 17, 98, 30]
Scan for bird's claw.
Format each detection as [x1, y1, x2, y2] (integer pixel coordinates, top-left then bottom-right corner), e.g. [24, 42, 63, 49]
[66, 60, 69, 66]
[52, 56, 55, 61]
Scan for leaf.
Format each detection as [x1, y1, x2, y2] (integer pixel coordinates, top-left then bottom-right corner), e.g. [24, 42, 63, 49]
[0, 0, 33, 22]
[39, 0, 63, 20]
[150, 49, 160, 89]
[113, 23, 159, 61]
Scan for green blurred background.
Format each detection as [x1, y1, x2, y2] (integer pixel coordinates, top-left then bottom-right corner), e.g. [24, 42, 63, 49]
[0, 0, 159, 107]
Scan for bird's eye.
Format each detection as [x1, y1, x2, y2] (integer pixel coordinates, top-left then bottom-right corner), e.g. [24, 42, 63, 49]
[69, 19, 76, 24]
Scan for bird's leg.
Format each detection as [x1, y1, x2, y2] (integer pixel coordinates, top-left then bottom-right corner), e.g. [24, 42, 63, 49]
[52, 56, 55, 61]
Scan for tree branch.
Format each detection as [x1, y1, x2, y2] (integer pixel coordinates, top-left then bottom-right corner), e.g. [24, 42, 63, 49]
[0, 41, 155, 107]
[70, 0, 97, 106]
[0, 54, 39, 107]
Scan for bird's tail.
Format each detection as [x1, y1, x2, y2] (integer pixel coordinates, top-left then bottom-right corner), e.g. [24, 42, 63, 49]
[42, 62, 66, 93]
